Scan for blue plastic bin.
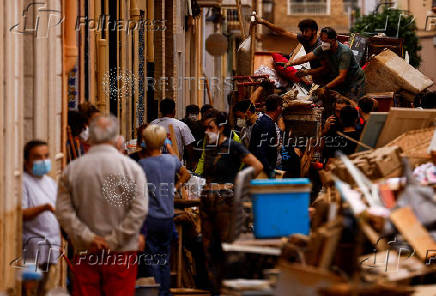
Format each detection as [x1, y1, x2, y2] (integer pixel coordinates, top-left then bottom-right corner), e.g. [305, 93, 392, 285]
[250, 178, 311, 238]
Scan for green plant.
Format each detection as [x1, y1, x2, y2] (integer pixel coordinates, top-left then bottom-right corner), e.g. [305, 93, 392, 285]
[351, 8, 422, 68]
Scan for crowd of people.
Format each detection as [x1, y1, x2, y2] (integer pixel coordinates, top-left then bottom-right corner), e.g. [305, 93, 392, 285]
[21, 92, 376, 295]
[20, 16, 436, 296]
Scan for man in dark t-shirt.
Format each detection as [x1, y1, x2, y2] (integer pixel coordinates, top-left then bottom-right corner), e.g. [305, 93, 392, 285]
[256, 17, 320, 67]
[256, 17, 331, 85]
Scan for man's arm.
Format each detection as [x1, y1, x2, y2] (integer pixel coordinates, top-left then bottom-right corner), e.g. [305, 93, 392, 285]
[256, 17, 297, 40]
[241, 154, 263, 177]
[55, 173, 97, 248]
[286, 52, 316, 67]
[325, 69, 348, 89]
[176, 166, 191, 191]
[23, 204, 54, 221]
[104, 168, 148, 250]
[327, 89, 357, 108]
[297, 64, 328, 77]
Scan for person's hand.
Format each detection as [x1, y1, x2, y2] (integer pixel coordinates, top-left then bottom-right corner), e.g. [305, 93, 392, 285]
[254, 15, 263, 24]
[309, 207, 316, 220]
[301, 76, 312, 85]
[44, 203, 55, 213]
[296, 69, 308, 77]
[317, 87, 326, 97]
[138, 234, 145, 251]
[324, 116, 336, 132]
[284, 60, 293, 68]
[89, 236, 109, 252]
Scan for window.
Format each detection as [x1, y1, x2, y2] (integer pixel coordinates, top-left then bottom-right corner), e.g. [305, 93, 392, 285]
[288, 0, 330, 15]
[343, 0, 357, 13]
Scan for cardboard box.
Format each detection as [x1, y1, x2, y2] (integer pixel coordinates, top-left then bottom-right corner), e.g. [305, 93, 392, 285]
[329, 146, 403, 184]
[364, 49, 434, 95]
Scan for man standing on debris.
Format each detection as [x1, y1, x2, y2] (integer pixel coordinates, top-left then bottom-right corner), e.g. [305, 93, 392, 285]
[256, 18, 320, 67]
[288, 27, 366, 101]
[256, 17, 330, 84]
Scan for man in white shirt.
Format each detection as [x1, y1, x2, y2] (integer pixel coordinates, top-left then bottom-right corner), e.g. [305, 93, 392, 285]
[22, 140, 62, 295]
[150, 98, 195, 159]
[56, 115, 148, 296]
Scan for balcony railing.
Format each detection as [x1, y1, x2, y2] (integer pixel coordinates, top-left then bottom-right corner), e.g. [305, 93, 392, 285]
[288, 2, 329, 15]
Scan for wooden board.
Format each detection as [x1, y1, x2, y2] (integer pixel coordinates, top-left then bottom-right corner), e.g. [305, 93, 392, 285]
[253, 52, 274, 72]
[356, 112, 388, 152]
[376, 108, 436, 148]
[168, 124, 180, 159]
[390, 207, 436, 260]
[275, 262, 344, 296]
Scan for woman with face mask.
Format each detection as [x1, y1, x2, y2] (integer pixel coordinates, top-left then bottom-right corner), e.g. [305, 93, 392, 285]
[199, 109, 263, 295]
[233, 100, 260, 148]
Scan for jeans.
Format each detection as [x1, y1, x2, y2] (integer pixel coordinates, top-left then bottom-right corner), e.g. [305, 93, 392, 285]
[142, 216, 174, 296]
[200, 189, 234, 295]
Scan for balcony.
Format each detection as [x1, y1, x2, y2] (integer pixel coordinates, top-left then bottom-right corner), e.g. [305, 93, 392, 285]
[288, 2, 329, 15]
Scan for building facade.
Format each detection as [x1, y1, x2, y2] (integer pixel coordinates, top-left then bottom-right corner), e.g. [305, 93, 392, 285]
[397, 0, 436, 85]
[1, 0, 64, 294]
[261, 0, 350, 53]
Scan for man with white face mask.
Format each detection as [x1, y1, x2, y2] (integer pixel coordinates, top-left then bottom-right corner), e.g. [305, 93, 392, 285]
[288, 27, 366, 102]
[22, 140, 61, 295]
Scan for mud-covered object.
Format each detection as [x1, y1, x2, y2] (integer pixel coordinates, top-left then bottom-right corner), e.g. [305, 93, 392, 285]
[271, 53, 301, 83]
[386, 158, 436, 240]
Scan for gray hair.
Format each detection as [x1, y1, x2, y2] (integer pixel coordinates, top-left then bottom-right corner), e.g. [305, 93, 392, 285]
[88, 115, 119, 145]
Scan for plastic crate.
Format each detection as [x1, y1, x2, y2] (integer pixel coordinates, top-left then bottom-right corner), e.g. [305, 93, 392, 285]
[250, 178, 311, 238]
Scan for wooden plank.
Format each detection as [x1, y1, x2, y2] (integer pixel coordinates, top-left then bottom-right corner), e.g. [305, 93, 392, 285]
[275, 262, 344, 296]
[250, 21, 256, 76]
[168, 124, 180, 159]
[390, 207, 436, 260]
[289, 44, 302, 63]
[0, 0, 5, 289]
[376, 108, 436, 148]
[236, 0, 247, 39]
[202, 71, 213, 106]
[356, 112, 388, 152]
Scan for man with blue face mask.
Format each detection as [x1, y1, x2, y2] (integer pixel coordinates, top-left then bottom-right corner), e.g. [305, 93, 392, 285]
[22, 140, 61, 295]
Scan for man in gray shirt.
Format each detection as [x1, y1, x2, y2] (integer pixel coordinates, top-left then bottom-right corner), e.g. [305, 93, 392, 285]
[56, 115, 148, 295]
[150, 98, 195, 160]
